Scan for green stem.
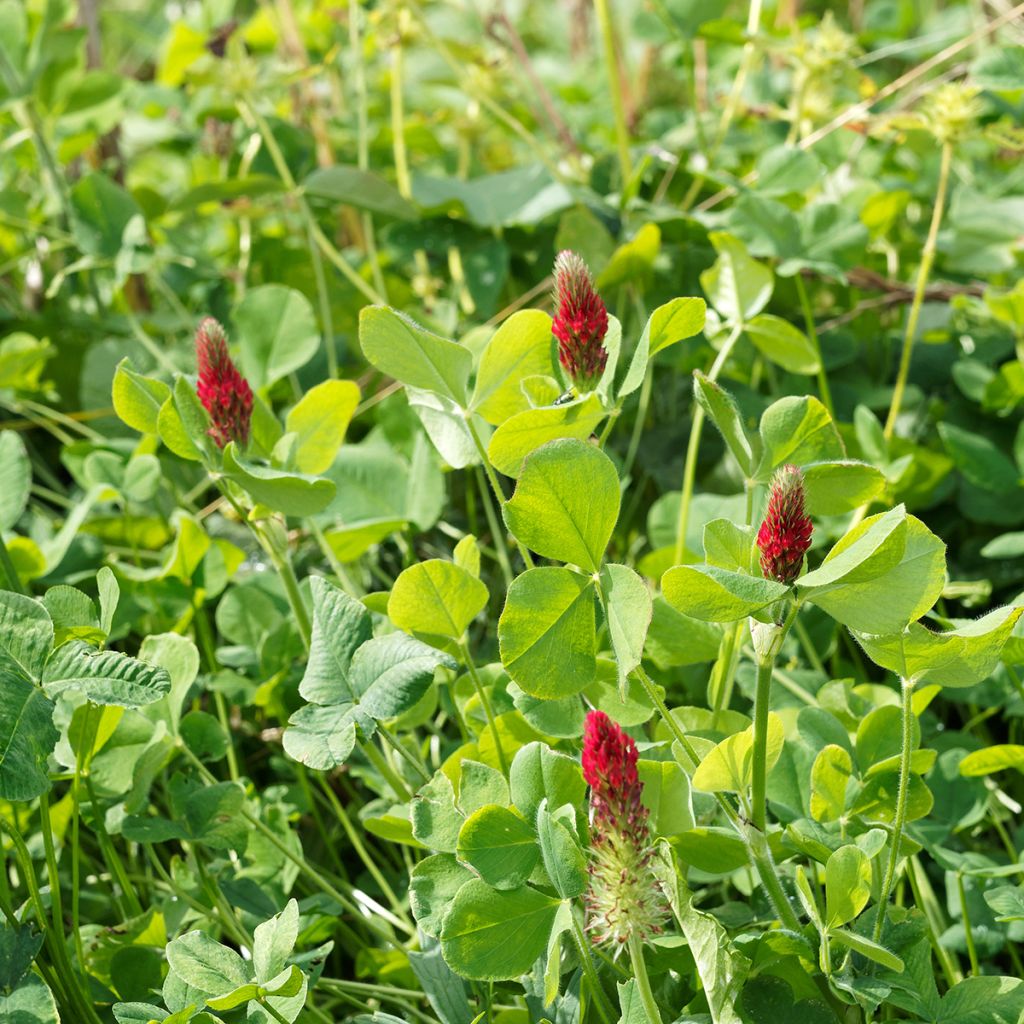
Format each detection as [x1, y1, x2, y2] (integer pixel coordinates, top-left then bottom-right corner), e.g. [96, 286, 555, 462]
[627, 933, 663, 1024]
[317, 775, 411, 924]
[592, 0, 632, 190]
[873, 677, 914, 942]
[256, 522, 313, 651]
[306, 220, 338, 379]
[957, 871, 979, 977]
[239, 102, 384, 305]
[794, 274, 833, 418]
[177, 744, 409, 943]
[362, 735, 416, 801]
[673, 324, 743, 564]
[570, 913, 616, 1024]
[884, 140, 953, 439]
[475, 467, 514, 587]
[461, 641, 509, 777]
[751, 658, 774, 834]
[466, 418, 534, 570]
[622, 364, 653, 481]
[632, 664, 801, 931]
[38, 791, 65, 940]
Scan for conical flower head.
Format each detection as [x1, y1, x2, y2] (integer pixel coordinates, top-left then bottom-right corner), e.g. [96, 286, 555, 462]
[195, 317, 253, 449]
[552, 250, 609, 392]
[582, 710, 667, 949]
[757, 464, 813, 584]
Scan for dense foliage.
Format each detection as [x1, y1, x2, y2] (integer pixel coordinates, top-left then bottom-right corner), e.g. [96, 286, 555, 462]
[2, 1, 1024, 1023]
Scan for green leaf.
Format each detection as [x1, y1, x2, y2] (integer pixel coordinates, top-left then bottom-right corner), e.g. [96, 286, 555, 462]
[599, 563, 652, 691]
[0, 921, 42, 989]
[937, 976, 1024, 1023]
[959, 745, 1024, 777]
[801, 460, 887, 516]
[350, 633, 456, 720]
[700, 232, 773, 324]
[456, 804, 539, 889]
[536, 802, 587, 898]
[595, 223, 660, 290]
[222, 443, 336, 517]
[253, 899, 299, 983]
[745, 314, 820, 374]
[111, 359, 170, 436]
[805, 514, 946, 633]
[0, 591, 54, 680]
[984, 884, 1024, 922]
[798, 505, 907, 591]
[411, 854, 473, 938]
[509, 742, 586, 822]
[440, 879, 560, 981]
[503, 439, 619, 571]
[827, 929, 903, 972]
[471, 310, 555, 425]
[854, 606, 1022, 687]
[703, 519, 755, 572]
[0, 973, 60, 1024]
[299, 577, 372, 704]
[359, 306, 472, 406]
[661, 565, 790, 623]
[651, 841, 749, 1024]
[413, 772, 463, 853]
[487, 394, 605, 478]
[205, 984, 261, 1011]
[0, 670, 57, 802]
[619, 297, 706, 398]
[388, 559, 489, 641]
[166, 930, 251, 995]
[810, 744, 852, 822]
[824, 845, 871, 927]
[234, 284, 320, 391]
[756, 395, 844, 479]
[637, 759, 695, 836]
[304, 165, 418, 220]
[42, 641, 171, 708]
[498, 567, 596, 698]
[692, 714, 784, 794]
[693, 371, 756, 475]
[157, 393, 201, 462]
[69, 172, 141, 258]
[285, 380, 360, 474]
[282, 704, 359, 771]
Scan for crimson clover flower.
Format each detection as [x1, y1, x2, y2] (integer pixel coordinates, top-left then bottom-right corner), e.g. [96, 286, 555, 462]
[552, 250, 609, 393]
[756, 464, 813, 585]
[582, 710, 667, 949]
[195, 316, 253, 449]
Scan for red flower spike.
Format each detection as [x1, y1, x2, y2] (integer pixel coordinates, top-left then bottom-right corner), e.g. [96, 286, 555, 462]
[582, 710, 667, 948]
[195, 317, 253, 449]
[756, 464, 813, 585]
[552, 250, 609, 392]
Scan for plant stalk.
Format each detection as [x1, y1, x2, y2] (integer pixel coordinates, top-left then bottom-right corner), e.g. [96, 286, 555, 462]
[884, 141, 953, 439]
[627, 932, 663, 1024]
[673, 323, 743, 564]
[593, 0, 633, 191]
[873, 677, 914, 942]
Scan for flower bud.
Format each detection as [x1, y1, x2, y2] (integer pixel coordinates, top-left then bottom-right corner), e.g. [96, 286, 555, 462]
[756, 464, 813, 585]
[552, 251, 609, 393]
[582, 710, 667, 949]
[195, 317, 253, 449]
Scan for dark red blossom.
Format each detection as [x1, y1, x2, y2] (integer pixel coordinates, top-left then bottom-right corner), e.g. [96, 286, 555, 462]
[756, 464, 813, 585]
[582, 710, 666, 948]
[195, 316, 253, 449]
[552, 250, 609, 392]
